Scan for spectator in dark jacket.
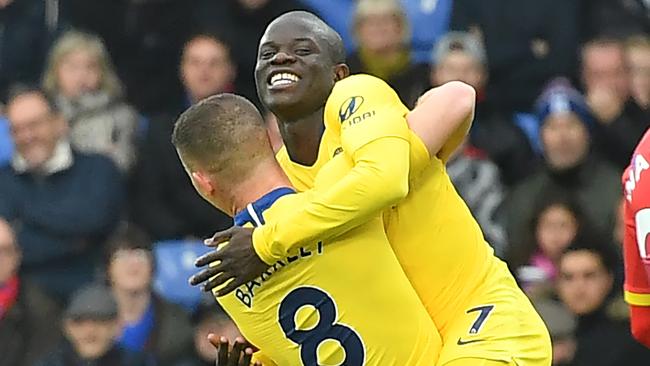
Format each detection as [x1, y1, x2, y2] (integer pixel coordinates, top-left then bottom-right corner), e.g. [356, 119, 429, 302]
[37, 284, 149, 366]
[427, 32, 536, 186]
[106, 225, 193, 366]
[451, 0, 580, 114]
[0, 0, 60, 102]
[0, 218, 60, 366]
[0, 87, 123, 302]
[193, 0, 312, 107]
[347, 0, 428, 104]
[506, 80, 621, 258]
[582, 37, 650, 169]
[557, 241, 650, 365]
[130, 34, 234, 241]
[581, 0, 649, 41]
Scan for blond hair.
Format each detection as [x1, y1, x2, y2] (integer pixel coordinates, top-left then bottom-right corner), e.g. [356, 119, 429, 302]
[42, 30, 123, 98]
[352, 0, 410, 44]
[626, 34, 650, 52]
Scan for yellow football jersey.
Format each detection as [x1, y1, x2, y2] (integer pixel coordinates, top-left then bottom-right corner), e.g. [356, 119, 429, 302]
[215, 188, 441, 366]
[262, 74, 551, 364]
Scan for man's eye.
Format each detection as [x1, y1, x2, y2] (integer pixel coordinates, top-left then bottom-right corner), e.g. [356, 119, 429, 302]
[295, 48, 311, 56]
[261, 50, 275, 59]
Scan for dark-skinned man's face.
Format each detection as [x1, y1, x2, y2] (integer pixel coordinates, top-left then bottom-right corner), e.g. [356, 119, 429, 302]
[255, 17, 337, 120]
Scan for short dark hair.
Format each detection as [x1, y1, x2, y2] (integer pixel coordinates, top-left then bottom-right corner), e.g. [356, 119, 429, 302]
[275, 11, 346, 64]
[182, 32, 232, 59]
[171, 93, 271, 178]
[561, 235, 619, 274]
[105, 223, 152, 266]
[6, 83, 59, 114]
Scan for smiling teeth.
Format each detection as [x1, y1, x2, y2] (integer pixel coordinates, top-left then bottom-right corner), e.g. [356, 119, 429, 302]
[270, 73, 299, 86]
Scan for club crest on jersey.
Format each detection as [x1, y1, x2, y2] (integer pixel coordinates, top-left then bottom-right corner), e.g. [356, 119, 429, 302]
[339, 96, 364, 122]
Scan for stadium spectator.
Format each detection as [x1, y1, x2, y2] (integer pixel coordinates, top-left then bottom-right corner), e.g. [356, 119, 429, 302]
[419, 32, 536, 186]
[0, 0, 60, 102]
[509, 194, 585, 296]
[0, 218, 60, 366]
[626, 35, 650, 111]
[451, 0, 580, 114]
[582, 37, 650, 169]
[177, 296, 242, 366]
[506, 80, 621, 261]
[582, 0, 650, 41]
[0, 87, 123, 302]
[533, 299, 577, 366]
[556, 241, 650, 365]
[446, 141, 507, 257]
[0, 114, 12, 167]
[59, 0, 193, 115]
[106, 224, 193, 365]
[130, 34, 233, 241]
[37, 284, 149, 366]
[193, 0, 312, 107]
[42, 30, 139, 172]
[347, 0, 428, 103]
[400, 0, 453, 63]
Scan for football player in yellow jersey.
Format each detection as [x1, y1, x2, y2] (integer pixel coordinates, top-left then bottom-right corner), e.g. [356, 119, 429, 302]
[193, 11, 551, 366]
[172, 93, 442, 366]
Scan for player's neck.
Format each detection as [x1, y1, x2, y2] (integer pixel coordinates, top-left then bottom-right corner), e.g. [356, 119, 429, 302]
[231, 160, 294, 215]
[277, 107, 324, 166]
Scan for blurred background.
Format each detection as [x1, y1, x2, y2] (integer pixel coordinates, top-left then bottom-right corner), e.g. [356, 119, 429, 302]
[0, 0, 648, 365]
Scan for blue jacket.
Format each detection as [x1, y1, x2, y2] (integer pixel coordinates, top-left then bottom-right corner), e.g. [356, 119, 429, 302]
[0, 151, 123, 301]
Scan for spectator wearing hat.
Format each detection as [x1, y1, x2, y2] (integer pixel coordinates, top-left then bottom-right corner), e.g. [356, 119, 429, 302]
[177, 296, 242, 366]
[37, 284, 149, 366]
[581, 37, 650, 169]
[506, 79, 621, 257]
[347, 0, 428, 104]
[533, 299, 577, 366]
[556, 240, 650, 365]
[421, 31, 536, 187]
[106, 225, 193, 366]
[0, 218, 60, 366]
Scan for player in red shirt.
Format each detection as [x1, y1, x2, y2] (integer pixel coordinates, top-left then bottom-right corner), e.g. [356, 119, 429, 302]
[623, 128, 650, 348]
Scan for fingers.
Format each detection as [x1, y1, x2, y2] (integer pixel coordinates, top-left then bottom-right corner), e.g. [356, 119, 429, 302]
[217, 336, 229, 366]
[196, 250, 223, 267]
[240, 348, 253, 366]
[216, 276, 245, 297]
[189, 265, 225, 286]
[206, 227, 237, 246]
[207, 333, 220, 348]
[228, 338, 246, 366]
[203, 272, 234, 293]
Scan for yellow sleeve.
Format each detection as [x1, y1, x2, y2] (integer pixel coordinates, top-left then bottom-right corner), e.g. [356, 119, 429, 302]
[625, 290, 650, 306]
[252, 351, 278, 366]
[252, 75, 411, 264]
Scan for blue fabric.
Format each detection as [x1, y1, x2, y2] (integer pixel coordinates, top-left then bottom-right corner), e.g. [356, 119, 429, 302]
[402, 0, 453, 63]
[118, 301, 156, 352]
[234, 188, 296, 227]
[0, 152, 123, 300]
[513, 112, 543, 155]
[0, 117, 12, 167]
[153, 239, 213, 311]
[300, 0, 356, 52]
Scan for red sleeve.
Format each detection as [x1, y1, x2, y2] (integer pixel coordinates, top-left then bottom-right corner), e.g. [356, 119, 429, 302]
[630, 305, 650, 348]
[624, 154, 650, 301]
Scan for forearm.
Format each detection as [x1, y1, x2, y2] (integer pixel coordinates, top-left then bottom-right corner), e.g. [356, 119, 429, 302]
[253, 137, 410, 264]
[407, 81, 476, 161]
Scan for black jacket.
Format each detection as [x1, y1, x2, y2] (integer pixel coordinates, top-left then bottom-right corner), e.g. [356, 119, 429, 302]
[36, 341, 150, 366]
[0, 281, 60, 366]
[130, 111, 232, 241]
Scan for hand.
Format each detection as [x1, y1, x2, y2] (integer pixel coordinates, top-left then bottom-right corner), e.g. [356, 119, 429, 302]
[209, 334, 261, 366]
[189, 226, 270, 296]
[587, 87, 625, 124]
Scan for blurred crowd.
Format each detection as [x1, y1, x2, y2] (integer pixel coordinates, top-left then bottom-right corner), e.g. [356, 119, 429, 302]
[0, 0, 649, 365]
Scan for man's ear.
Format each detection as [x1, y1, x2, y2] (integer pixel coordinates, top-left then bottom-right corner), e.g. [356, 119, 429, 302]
[192, 171, 214, 195]
[334, 63, 350, 81]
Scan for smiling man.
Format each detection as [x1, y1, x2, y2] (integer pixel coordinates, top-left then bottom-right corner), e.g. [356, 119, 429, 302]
[193, 11, 551, 366]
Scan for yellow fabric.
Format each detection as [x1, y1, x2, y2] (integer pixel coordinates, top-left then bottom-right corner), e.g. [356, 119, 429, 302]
[261, 74, 551, 364]
[254, 75, 411, 265]
[440, 358, 514, 366]
[216, 193, 442, 366]
[625, 290, 650, 306]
